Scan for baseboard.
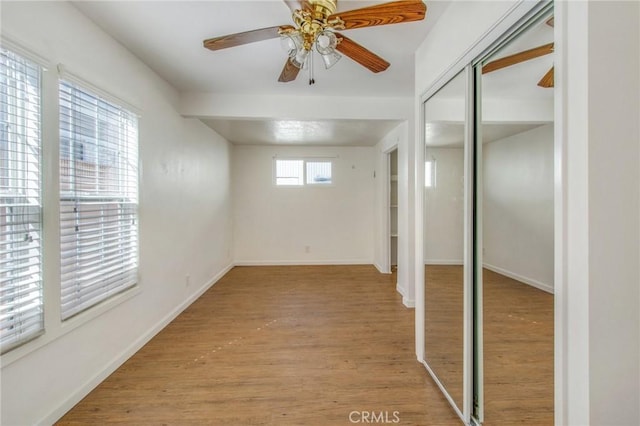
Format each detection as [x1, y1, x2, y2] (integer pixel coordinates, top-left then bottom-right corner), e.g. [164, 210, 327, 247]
[41, 261, 235, 425]
[424, 260, 554, 294]
[234, 259, 372, 266]
[424, 259, 464, 265]
[395, 282, 415, 308]
[373, 262, 390, 274]
[483, 263, 554, 294]
[402, 296, 415, 308]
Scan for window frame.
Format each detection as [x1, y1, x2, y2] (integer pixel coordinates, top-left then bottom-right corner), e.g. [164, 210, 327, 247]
[305, 160, 333, 186]
[273, 157, 334, 187]
[0, 46, 45, 354]
[58, 78, 139, 321]
[274, 158, 304, 186]
[0, 44, 144, 366]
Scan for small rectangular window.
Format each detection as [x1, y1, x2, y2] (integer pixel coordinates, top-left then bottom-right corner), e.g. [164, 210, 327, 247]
[306, 161, 332, 185]
[0, 47, 44, 353]
[275, 159, 304, 186]
[275, 158, 333, 186]
[425, 159, 436, 188]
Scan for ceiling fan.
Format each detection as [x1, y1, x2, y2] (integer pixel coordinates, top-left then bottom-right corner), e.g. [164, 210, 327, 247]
[482, 17, 554, 88]
[203, 0, 427, 84]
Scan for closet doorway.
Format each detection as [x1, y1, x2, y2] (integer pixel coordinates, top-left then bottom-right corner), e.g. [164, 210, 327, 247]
[388, 149, 398, 274]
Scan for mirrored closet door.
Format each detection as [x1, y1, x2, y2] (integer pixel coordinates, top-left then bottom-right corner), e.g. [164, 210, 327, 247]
[474, 7, 555, 424]
[422, 69, 471, 421]
[420, 3, 555, 425]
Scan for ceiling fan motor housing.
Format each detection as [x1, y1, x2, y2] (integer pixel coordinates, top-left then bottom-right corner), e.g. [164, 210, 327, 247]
[294, 0, 339, 51]
[309, 0, 338, 20]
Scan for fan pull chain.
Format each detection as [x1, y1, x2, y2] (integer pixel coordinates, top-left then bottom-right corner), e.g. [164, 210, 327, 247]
[308, 51, 315, 85]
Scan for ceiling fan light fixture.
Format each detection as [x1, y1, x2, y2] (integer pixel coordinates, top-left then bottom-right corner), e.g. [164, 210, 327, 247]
[281, 33, 303, 58]
[292, 48, 309, 68]
[320, 50, 341, 69]
[315, 30, 340, 69]
[316, 30, 337, 54]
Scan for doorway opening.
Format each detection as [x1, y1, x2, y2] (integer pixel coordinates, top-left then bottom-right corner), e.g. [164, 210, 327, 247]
[388, 149, 398, 275]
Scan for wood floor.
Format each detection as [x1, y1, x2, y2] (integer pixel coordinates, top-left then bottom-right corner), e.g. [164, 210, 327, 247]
[424, 265, 464, 408]
[423, 265, 554, 425]
[482, 269, 554, 425]
[57, 265, 461, 425]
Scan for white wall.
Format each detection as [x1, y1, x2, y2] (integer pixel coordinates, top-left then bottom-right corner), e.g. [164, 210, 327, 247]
[559, 1, 640, 423]
[232, 145, 374, 265]
[582, 2, 640, 424]
[424, 147, 464, 264]
[483, 124, 554, 292]
[0, 3, 233, 424]
[180, 93, 413, 121]
[373, 138, 391, 274]
[403, 119, 417, 308]
[180, 55, 417, 309]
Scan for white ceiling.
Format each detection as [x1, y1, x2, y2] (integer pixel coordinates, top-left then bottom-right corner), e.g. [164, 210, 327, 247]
[203, 118, 402, 145]
[72, 0, 448, 146]
[71, 1, 553, 147]
[72, 0, 447, 96]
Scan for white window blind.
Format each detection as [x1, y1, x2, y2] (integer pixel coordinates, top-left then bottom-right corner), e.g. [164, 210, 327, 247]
[306, 161, 332, 184]
[275, 159, 304, 186]
[0, 47, 44, 353]
[275, 159, 333, 186]
[59, 79, 138, 320]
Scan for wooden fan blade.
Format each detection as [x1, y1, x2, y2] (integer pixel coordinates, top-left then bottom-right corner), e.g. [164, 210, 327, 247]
[283, 0, 312, 12]
[538, 66, 554, 88]
[329, 0, 426, 30]
[335, 34, 390, 73]
[203, 25, 293, 51]
[278, 58, 301, 82]
[482, 42, 554, 74]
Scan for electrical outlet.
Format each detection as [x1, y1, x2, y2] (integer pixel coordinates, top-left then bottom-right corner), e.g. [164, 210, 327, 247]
[305, 246, 310, 253]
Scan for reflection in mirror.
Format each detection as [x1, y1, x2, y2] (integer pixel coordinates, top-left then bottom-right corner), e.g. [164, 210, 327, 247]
[478, 11, 554, 424]
[423, 69, 466, 413]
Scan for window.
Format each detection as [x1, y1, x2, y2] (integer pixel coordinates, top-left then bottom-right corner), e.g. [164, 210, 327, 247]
[425, 159, 436, 188]
[275, 158, 332, 186]
[59, 79, 138, 320]
[0, 47, 44, 353]
[306, 161, 332, 185]
[275, 159, 304, 186]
